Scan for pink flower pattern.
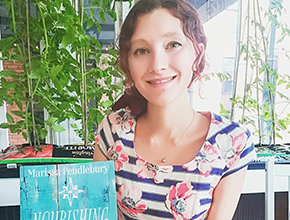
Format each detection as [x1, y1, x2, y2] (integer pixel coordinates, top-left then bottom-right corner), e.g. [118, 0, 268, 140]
[94, 135, 100, 144]
[108, 140, 129, 172]
[165, 182, 200, 220]
[136, 157, 173, 183]
[117, 208, 126, 220]
[216, 133, 247, 168]
[211, 118, 221, 125]
[94, 119, 104, 144]
[108, 112, 134, 134]
[182, 144, 219, 177]
[117, 184, 147, 218]
[95, 110, 255, 219]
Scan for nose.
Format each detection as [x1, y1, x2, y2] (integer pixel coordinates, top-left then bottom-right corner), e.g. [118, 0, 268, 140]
[148, 49, 168, 73]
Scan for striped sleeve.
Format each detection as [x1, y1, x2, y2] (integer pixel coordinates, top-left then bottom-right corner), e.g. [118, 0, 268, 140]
[95, 114, 116, 159]
[222, 128, 257, 177]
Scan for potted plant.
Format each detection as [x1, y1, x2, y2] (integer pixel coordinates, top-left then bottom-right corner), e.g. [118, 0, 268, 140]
[0, 0, 127, 155]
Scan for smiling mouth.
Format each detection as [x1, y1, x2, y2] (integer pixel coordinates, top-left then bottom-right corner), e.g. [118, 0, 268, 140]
[147, 76, 177, 84]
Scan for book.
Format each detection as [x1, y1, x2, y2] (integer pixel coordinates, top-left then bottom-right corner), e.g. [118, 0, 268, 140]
[20, 161, 117, 220]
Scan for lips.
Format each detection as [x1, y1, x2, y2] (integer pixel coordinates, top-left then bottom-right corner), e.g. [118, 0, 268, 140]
[147, 76, 176, 84]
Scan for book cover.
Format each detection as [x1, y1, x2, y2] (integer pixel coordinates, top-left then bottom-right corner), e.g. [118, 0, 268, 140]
[20, 161, 117, 220]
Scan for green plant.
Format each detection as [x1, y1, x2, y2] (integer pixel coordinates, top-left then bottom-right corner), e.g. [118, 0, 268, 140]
[0, 0, 128, 146]
[220, 0, 290, 145]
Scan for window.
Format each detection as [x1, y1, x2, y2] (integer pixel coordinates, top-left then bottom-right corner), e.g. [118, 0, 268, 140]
[194, 0, 290, 144]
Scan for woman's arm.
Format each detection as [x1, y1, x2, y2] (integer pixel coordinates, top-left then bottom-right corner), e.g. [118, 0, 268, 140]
[207, 166, 248, 220]
[93, 143, 108, 162]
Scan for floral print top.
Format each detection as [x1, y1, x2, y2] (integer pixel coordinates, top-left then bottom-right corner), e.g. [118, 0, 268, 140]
[95, 109, 256, 220]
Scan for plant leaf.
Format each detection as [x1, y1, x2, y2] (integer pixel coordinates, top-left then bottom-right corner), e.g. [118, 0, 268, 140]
[62, 27, 75, 48]
[15, 101, 23, 111]
[101, 100, 113, 108]
[87, 19, 94, 29]
[278, 119, 287, 130]
[11, 111, 25, 118]
[30, 60, 48, 79]
[51, 124, 66, 132]
[40, 128, 48, 140]
[92, 37, 102, 49]
[0, 123, 9, 129]
[46, 117, 58, 127]
[22, 131, 28, 140]
[51, 65, 63, 79]
[70, 123, 78, 128]
[6, 113, 14, 124]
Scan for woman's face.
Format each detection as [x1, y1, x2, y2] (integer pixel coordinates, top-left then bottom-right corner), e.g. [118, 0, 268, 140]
[128, 8, 203, 107]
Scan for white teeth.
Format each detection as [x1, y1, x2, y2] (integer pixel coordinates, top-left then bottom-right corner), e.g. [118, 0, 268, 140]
[149, 77, 174, 84]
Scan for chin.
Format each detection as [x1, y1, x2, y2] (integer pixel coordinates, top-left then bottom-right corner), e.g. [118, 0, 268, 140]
[146, 96, 178, 107]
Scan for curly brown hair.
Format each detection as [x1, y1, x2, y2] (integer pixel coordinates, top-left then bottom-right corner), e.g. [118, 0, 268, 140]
[113, 0, 207, 116]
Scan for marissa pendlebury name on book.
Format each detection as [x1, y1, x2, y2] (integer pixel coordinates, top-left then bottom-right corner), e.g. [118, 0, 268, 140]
[27, 164, 109, 178]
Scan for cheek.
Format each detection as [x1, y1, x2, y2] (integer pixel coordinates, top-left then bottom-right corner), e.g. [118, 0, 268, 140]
[128, 58, 138, 79]
[128, 57, 147, 80]
[171, 50, 195, 74]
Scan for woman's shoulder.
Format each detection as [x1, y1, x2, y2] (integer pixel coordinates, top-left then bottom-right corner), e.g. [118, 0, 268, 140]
[99, 108, 136, 138]
[206, 112, 257, 175]
[209, 112, 250, 134]
[106, 107, 133, 117]
[101, 108, 135, 125]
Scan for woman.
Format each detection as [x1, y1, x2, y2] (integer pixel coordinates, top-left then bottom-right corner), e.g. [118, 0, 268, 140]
[94, 0, 256, 219]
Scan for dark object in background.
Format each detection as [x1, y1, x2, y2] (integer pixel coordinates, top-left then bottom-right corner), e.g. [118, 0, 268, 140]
[0, 206, 20, 220]
[52, 144, 94, 158]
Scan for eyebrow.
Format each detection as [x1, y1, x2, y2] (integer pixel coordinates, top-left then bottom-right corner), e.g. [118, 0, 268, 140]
[131, 31, 184, 45]
[162, 31, 184, 38]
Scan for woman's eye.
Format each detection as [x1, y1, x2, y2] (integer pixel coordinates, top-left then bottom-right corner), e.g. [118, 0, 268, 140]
[167, 42, 182, 49]
[134, 48, 148, 55]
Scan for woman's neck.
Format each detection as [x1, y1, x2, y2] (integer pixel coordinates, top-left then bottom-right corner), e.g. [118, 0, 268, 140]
[144, 99, 195, 138]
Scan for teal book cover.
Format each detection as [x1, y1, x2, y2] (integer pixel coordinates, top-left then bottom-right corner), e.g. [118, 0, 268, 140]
[20, 161, 117, 220]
